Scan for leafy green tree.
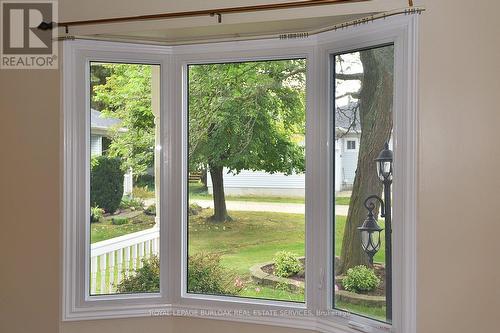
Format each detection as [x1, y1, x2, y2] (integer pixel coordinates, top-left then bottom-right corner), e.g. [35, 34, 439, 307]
[92, 64, 155, 176]
[188, 60, 306, 222]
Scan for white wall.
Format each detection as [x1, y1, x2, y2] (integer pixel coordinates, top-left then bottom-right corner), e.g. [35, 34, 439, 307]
[90, 134, 103, 156]
[207, 169, 305, 197]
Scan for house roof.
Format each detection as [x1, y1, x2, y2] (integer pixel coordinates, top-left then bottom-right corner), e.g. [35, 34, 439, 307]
[335, 102, 360, 135]
[90, 109, 121, 130]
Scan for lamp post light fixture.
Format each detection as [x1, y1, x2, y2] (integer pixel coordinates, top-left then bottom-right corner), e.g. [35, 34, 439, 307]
[359, 195, 384, 265]
[358, 142, 393, 322]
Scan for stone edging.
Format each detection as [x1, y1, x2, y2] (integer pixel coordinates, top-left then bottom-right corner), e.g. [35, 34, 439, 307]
[249, 257, 385, 307]
[249, 259, 304, 292]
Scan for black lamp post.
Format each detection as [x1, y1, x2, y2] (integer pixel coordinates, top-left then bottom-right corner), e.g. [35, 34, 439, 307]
[358, 142, 393, 322]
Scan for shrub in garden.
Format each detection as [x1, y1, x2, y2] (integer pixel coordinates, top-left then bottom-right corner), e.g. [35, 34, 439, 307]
[342, 265, 380, 293]
[144, 204, 156, 216]
[119, 197, 144, 210]
[90, 206, 104, 223]
[111, 217, 128, 225]
[116, 253, 241, 295]
[90, 156, 124, 214]
[116, 256, 160, 293]
[274, 251, 302, 278]
[188, 252, 242, 295]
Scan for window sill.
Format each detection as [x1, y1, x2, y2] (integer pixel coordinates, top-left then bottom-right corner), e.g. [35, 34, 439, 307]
[64, 301, 391, 333]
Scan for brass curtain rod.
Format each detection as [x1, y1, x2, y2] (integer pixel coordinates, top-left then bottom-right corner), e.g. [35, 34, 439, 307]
[55, 6, 424, 45]
[42, 0, 376, 32]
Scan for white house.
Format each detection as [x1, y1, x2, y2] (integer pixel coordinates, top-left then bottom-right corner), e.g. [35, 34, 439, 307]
[207, 105, 361, 196]
[90, 109, 133, 196]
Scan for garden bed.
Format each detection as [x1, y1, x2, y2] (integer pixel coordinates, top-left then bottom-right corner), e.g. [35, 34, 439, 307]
[249, 257, 305, 292]
[250, 256, 386, 307]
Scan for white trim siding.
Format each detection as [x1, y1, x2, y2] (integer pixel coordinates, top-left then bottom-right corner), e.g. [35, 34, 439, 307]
[207, 169, 305, 197]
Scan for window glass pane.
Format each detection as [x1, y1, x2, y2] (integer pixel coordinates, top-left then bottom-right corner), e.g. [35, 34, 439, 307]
[333, 45, 394, 322]
[187, 59, 306, 302]
[89, 62, 161, 295]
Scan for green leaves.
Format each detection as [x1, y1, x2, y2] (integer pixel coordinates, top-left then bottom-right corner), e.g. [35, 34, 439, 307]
[91, 63, 155, 176]
[188, 60, 306, 174]
[342, 265, 380, 293]
[274, 251, 302, 278]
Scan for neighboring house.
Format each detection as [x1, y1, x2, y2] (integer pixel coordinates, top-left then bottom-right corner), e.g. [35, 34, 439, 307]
[334, 103, 361, 192]
[91, 109, 133, 196]
[207, 104, 361, 196]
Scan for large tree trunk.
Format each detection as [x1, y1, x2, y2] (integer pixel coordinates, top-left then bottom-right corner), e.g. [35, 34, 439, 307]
[208, 164, 231, 222]
[338, 47, 394, 274]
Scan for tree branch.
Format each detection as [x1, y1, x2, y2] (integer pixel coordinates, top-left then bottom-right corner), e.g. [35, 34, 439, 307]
[335, 91, 360, 100]
[336, 73, 363, 81]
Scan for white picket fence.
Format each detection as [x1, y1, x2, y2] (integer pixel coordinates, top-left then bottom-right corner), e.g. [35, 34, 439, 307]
[90, 227, 159, 294]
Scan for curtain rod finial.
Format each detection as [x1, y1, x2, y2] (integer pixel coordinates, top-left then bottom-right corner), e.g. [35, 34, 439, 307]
[38, 21, 54, 30]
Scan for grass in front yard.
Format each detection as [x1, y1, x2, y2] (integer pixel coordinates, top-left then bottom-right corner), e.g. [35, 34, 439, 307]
[188, 209, 385, 304]
[335, 300, 386, 321]
[188, 210, 305, 276]
[91, 212, 156, 243]
[189, 182, 350, 205]
[335, 196, 351, 206]
[132, 186, 155, 199]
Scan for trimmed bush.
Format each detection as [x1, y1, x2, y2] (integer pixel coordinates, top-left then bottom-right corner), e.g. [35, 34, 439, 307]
[116, 256, 160, 293]
[90, 206, 104, 223]
[274, 251, 302, 278]
[342, 265, 380, 293]
[111, 217, 128, 225]
[90, 156, 125, 214]
[188, 252, 241, 295]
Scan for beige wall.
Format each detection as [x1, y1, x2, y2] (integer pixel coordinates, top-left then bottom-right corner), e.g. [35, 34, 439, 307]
[1, 1, 500, 333]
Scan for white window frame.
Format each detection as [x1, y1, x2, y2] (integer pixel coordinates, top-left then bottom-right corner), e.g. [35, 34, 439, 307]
[62, 40, 172, 319]
[62, 14, 418, 333]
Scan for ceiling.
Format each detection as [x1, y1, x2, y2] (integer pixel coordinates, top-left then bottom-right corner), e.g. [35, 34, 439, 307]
[88, 13, 370, 44]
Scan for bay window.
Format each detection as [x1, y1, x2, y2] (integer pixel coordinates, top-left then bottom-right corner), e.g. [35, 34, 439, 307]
[63, 15, 418, 333]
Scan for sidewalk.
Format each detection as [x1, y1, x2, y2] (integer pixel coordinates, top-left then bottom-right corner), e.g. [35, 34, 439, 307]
[191, 199, 349, 216]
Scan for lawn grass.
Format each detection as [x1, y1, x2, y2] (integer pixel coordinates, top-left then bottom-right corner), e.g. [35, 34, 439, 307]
[91, 212, 156, 243]
[188, 208, 385, 308]
[132, 186, 155, 199]
[188, 210, 305, 276]
[335, 300, 386, 321]
[189, 182, 350, 205]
